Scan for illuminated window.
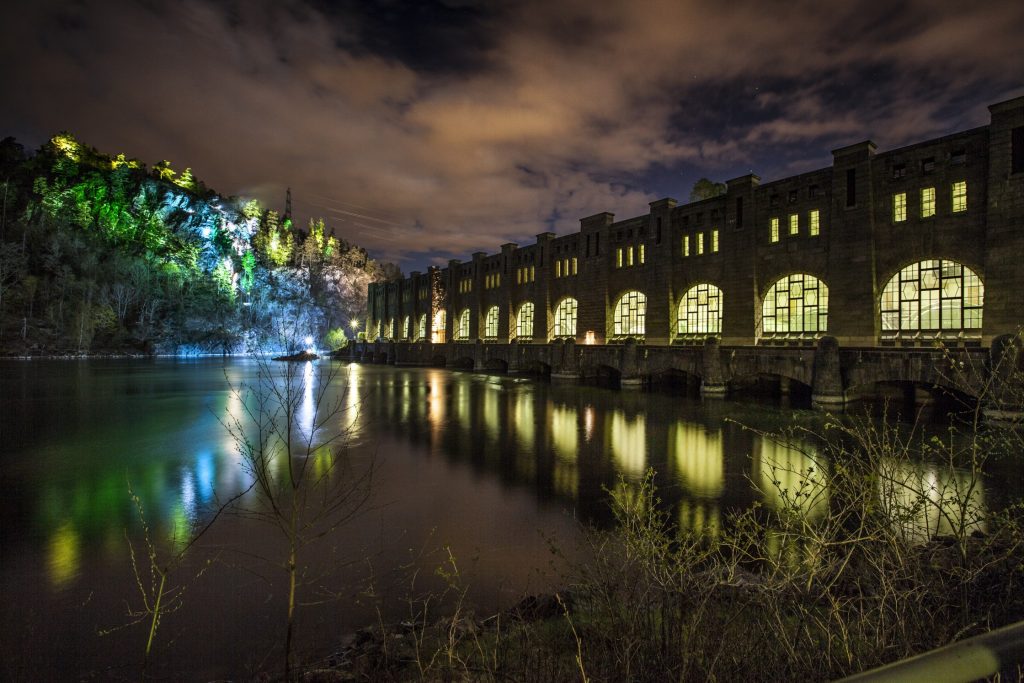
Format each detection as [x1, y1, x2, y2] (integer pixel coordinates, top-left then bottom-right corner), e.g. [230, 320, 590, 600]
[613, 290, 646, 337]
[711, 229, 719, 253]
[809, 210, 820, 236]
[530, 265, 535, 282]
[893, 193, 907, 222]
[572, 257, 577, 275]
[553, 297, 578, 338]
[432, 310, 446, 343]
[639, 244, 645, 264]
[384, 319, 394, 339]
[880, 259, 983, 337]
[761, 274, 829, 337]
[697, 233, 704, 254]
[677, 283, 722, 336]
[616, 248, 623, 268]
[402, 316, 410, 339]
[417, 314, 426, 340]
[921, 187, 936, 217]
[789, 213, 799, 235]
[517, 268, 522, 284]
[556, 260, 562, 278]
[627, 246, 634, 266]
[770, 217, 779, 243]
[952, 181, 967, 213]
[484, 306, 499, 338]
[683, 235, 690, 257]
[516, 302, 535, 339]
[456, 309, 471, 340]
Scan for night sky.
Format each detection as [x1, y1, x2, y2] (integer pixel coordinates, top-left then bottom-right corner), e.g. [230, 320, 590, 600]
[2, 0, 1022, 272]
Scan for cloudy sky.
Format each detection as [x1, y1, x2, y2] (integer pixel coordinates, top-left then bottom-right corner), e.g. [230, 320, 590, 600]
[2, 0, 1022, 272]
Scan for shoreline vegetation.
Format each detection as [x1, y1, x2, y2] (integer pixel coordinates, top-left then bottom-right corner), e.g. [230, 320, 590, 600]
[0, 133, 397, 358]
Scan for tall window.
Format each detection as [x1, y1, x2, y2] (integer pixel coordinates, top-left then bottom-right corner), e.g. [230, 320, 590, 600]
[516, 302, 535, 339]
[712, 229, 719, 253]
[484, 306, 499, 338]
[553, 297, 578, 338]
[809, 209, 820, 236]
[401, 316, 410, 339]
[417, 314, 426, 340]
[677, 283, 723, 336]
[683, 235, 690, 257]
[893, 193, 907, 222]
[384, 319, 394, 339]
[761, 274, 829, 337]
[616, 248, 623, 268]
[921, 187, 936, 217]
[952, 181, 967, 212]
[613, 290, 647, 337]
[789, 213, 799, 235]
[770, 217, 780, 243]
[456, 309, 471, 340]
[697, 233, 704, 254]
[880, 259, 983, 337]
[432, 310, 446, 343]
[638, 245, 645, 264]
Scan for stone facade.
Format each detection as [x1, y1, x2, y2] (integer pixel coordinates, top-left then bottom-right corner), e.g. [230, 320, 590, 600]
[368, 96, 1024, 350]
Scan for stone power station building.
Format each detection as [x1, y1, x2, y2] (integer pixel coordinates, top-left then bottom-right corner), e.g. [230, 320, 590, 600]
[364, 95, 1024, 411]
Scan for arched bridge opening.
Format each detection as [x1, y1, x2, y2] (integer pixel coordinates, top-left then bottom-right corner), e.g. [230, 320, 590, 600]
[728, 372, 813, 408]
[846, 380, 979, 422]
[649, 368, 703, 397]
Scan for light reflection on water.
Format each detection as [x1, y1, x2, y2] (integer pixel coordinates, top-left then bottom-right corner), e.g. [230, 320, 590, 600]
[0, 359, 1015, 680]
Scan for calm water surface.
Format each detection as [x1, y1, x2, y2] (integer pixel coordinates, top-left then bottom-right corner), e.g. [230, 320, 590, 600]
[1, 359, 1019, 680]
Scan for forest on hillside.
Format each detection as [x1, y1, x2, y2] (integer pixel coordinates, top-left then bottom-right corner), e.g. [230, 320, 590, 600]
[0, 133, 399, 355]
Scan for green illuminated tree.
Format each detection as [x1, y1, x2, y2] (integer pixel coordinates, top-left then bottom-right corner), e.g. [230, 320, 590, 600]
[689, 177, 727, 202]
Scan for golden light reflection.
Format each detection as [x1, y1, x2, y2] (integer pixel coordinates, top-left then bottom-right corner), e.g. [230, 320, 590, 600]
[877, 460, 987, 542]
[427, 372, 446, 443]
[551, 405, 578, 462]
[678, 499, 721, 538]
[553, 458, 578, 499]
[754, 437, 829, 520]
[610, 410, 646, 476]
[583, 406, 594, 441]
[514, 392, 534, 452]
[48, 520, 80, 589]
[483, 385, 500, 441]
[670, 421, 724, 498]
[297, 361, 316, 439]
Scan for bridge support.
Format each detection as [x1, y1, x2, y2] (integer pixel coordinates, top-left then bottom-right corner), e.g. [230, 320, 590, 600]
[700, 337, 727, 398]
[620, 338, 643, 388]
[811, 336, 845, 411]
[551, 339, 581, 382]
[983, 334, 1024, 423]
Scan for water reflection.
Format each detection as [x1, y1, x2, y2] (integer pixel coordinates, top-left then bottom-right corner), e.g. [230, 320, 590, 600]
[47, 520, 80, 588]
[609, 410, 646, 476]
[753, 437, 829, 520]
[669, 421, 724, 498]
[878, 460, 987, 542]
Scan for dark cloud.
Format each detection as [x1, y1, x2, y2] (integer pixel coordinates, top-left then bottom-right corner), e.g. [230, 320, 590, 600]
[1, 0, 1021, 271]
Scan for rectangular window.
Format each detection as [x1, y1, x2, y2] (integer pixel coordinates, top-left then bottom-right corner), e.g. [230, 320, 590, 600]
[922, 157, 935, 174]
[712, 229, 719, 253]
[555, 260, 561, 278]
[846, 169, 856, 207]
[893, 192, 907, 222]
[1013, 126, 1024, 174]
[627, 245, 634, 266]
[892, 163, 906, 179]
[921, 187, 936, 217]
[572, 257, 578, 275]
[530, 265, 535, 282]
[697, 233, 704, 254]
[616, 248, 623, 268]
[638, 244, 645, 264]
[952, 181, 967, 213]
[682, 235, 689, 257]
[770, 217, 779, 243]
[809, 209, 820, 236]
[789, 213, 799, 235]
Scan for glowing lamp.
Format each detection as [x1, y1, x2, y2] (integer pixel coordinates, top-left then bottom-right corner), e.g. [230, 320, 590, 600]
[584, 331, 596, 345]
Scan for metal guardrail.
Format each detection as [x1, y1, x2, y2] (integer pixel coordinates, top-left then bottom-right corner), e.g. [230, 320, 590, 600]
[838, 620, 1024, 682]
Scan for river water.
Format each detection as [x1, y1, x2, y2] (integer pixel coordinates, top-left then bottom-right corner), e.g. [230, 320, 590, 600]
[0, 359, 1019, 680]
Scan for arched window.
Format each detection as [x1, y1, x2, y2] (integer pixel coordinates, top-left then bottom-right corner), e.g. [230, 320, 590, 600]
[613, 291, 646, 337]
[384, 319, 394, 339]
[553, 298, 578, 338]
[417, 314, 426, 341]
[456, 309, 471, 340]
[516, 302, 535, 339]
[484, 306, 500, 339]
[762, 274, 828, 337]
[432, 310, 446, 343]
[401, 316, 410, 340]
[880, 259, 983, 337]
[677, 283, 722, 336]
